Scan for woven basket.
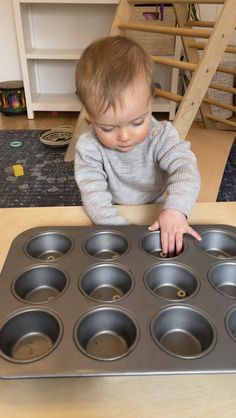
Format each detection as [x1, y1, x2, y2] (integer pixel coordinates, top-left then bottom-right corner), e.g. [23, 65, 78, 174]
[128, 5, 176, 56]
[40, 125, 73, 147]
[195, 51, 236, 120]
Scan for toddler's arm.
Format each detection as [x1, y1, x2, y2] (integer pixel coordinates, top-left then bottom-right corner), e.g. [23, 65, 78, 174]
[75, 133, 128, 225]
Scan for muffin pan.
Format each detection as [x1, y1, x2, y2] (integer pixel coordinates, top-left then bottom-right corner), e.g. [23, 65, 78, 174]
[0, 224, 236, 379]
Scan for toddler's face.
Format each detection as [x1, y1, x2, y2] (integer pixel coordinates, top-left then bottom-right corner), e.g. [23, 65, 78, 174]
[88, 77, 153, 152]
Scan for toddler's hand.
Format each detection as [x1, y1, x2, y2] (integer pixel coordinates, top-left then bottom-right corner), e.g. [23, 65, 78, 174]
[148, 209, 201, 256]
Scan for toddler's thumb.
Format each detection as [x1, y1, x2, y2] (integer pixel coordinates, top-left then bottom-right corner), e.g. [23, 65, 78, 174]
[148, 220, 160, 231]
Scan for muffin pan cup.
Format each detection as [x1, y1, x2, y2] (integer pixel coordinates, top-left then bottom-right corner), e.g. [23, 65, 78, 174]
[0, 224, 235, 379]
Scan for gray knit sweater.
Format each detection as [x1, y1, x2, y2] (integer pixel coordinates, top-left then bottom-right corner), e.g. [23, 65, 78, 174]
[74, 117, 200, 224]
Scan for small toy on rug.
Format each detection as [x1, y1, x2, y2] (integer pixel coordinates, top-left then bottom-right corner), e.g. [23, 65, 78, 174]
[10, 141, 22, 148]
[12, 164, 24, 177]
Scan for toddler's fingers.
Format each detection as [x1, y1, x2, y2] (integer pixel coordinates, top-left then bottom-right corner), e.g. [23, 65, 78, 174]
[175, 231, 183, 255]
[187, 226, 201, 241]
[167, 234, 175, 257]
[160, 230, 168, 255]
[148, 220, 160, 231]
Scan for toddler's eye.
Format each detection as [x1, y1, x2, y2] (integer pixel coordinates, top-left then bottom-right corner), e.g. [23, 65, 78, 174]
[100, 127, 114, 132]
[132, 119, 144, 127]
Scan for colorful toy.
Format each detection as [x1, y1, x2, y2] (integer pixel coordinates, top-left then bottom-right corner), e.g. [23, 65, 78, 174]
[0, 81, 26, 115]
[12, 164, 24, 177]
[10, 141, 22, 148]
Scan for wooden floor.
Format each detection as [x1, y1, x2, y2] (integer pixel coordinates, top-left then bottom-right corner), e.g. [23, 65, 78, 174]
[0, 111, 79, 130]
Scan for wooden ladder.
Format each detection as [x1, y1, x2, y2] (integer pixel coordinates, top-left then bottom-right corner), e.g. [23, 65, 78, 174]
[65, 0, 236, 162]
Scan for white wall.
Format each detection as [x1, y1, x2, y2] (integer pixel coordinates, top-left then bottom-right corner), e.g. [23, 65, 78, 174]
[0, 0, 22, 82]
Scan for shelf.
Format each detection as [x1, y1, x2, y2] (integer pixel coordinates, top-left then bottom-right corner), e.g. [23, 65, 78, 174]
[26, 48, 176, 61]
[17, 0, 117, 4]
[31, 93, 81, 112]
[152, 97, 172, 112]
[30, 93, 170, 113]
[26, 48, 83, 60]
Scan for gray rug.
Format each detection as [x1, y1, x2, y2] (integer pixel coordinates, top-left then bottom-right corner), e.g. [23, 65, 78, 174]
[0, 129, 81, 207]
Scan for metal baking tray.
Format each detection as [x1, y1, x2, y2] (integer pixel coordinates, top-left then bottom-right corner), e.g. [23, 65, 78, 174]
[0, 224, 235, 379]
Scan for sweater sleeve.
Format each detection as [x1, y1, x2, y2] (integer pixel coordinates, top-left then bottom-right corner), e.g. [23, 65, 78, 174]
[74, 134, 129, 225]
[156, 122, 201, 217]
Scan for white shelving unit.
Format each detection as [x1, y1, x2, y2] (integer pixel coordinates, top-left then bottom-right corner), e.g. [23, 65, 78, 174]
[13, 0, 180, 120]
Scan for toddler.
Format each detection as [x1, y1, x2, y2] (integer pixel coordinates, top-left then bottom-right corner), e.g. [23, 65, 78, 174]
[74, 35, 201, 255]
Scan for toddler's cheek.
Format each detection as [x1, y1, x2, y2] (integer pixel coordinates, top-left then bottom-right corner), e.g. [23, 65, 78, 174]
[137, 126, 150, 143]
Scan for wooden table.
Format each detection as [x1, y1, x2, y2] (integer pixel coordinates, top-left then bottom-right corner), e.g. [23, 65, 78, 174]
[0, 202, 236, 418]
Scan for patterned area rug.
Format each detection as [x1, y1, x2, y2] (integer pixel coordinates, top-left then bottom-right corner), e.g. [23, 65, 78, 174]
[0, 129, 235, 207]
[0, 130, 81, 207]
[217, 140, 236, 202]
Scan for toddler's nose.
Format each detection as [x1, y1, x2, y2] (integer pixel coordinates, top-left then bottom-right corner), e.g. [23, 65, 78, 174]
[118, 128, 129, 142]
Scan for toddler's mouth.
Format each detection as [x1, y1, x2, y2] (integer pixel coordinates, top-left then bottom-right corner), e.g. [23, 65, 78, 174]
[117, 144, 134, 151]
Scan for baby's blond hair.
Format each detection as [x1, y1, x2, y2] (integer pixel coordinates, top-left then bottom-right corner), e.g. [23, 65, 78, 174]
[76, 35, 154, 114]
